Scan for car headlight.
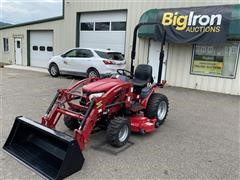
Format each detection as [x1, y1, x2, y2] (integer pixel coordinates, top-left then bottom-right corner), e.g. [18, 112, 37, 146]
[89, 92, 104, 100]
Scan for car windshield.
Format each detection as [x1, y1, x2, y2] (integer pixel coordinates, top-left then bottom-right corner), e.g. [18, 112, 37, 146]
[95, 50, 124, 61]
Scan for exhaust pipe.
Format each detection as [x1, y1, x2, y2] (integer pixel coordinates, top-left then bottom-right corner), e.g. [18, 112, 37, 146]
[3, 116, 85, 180]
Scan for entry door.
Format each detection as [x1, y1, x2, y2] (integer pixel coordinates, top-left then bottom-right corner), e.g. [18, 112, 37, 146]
[148, 40, 168, 83]
[15, 38, 22, 65]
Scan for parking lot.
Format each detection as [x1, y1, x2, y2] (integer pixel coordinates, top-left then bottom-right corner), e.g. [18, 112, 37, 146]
[0, 68, 239, 179]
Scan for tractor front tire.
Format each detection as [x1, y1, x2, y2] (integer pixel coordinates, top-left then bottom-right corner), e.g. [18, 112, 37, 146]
[107, 117, 130, 147]
[145, 93, 169, 127]
[63, 115, 80, 130]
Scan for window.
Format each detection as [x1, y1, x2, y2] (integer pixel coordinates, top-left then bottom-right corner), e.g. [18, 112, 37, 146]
[107, 52, 124, 61]
[39, 46, 45, 51]
[95, 51, 124, 61]
[76, 49, 93, 58]
[191, 43, 239, 78]
[95, 22, 110, 31]
[64, 49, 77, 57]
[81, 22, 94, 31]
[95, 50, 109, 59]
[111, 22, 126, 31]
[64, 49, 93, 58]
[3, 38, 9, 52]
[32, 46, 38, 51]
[47, 46, 53, 52]
[17, 41, 20, 48]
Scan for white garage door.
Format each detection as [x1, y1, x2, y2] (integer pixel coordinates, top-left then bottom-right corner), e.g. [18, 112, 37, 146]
[30, 31, 53, 68]
[79, 11, 127, 53]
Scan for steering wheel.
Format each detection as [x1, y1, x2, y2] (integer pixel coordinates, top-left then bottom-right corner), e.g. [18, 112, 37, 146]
[117, 69, 133, 78]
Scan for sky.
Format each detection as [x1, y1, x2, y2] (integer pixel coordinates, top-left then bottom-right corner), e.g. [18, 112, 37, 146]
[0, 0, 63, 24]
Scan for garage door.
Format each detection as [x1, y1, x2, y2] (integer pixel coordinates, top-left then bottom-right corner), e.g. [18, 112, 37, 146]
[30, 31, 53, 68]
[79, 11, 127, 53]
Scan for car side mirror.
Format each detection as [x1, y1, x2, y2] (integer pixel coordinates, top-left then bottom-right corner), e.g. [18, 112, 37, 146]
[61, 54, 66, 58]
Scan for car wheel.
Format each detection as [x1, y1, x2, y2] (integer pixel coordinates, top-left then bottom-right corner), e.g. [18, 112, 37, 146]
[49, 63, 59, 77]
[87, 68, 100, 78]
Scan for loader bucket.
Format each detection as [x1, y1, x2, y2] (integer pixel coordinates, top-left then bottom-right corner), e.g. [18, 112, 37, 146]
[3, 116, 85, 180]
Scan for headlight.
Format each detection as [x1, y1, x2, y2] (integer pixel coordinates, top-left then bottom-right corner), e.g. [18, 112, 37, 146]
[89, 92, 104, 100]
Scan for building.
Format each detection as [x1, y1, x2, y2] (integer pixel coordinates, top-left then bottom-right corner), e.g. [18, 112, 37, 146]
[0, 0, 239, 95]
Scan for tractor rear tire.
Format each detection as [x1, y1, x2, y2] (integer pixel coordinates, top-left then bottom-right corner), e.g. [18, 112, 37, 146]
[145, 93, 169, 127]
[63, 115, 80, 130]
[106, 117, 130, 147]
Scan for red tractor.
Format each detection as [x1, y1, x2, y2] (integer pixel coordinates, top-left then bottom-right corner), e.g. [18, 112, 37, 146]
[3, 23, 169, 180]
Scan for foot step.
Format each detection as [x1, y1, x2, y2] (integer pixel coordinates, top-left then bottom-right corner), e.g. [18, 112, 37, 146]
[130, 102, 144, 112]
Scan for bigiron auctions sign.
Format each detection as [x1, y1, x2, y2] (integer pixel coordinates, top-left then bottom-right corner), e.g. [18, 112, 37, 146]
[155, 5, 232, 44]
[162, 11, 222, 32]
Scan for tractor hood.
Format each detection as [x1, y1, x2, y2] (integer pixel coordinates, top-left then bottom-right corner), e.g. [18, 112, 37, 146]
[82, 78, 126, 93]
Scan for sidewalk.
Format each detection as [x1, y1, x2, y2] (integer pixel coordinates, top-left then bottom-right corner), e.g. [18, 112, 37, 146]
[4, 65, 48, 74]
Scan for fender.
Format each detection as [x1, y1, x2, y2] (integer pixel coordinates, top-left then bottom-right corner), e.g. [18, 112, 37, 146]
[140, 86, 157, 108]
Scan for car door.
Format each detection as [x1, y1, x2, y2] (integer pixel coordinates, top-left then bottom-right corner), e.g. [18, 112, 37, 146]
[60, 49, 78, 73]
[70, 49, 95, 75]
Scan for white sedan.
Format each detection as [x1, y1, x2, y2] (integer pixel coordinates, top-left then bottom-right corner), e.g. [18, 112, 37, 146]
[48, 48, 126, 77]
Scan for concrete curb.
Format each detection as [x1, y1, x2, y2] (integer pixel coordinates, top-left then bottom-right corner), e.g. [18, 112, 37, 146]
[4, 65, 48, 74]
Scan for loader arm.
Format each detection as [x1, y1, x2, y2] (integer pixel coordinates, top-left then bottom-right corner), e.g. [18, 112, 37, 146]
[74, 82, 133, 150]
[41, 77, 98, 128]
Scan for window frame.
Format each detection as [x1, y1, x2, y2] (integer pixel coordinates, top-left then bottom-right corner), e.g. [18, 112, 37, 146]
[94, 50, 109, 59]
[3, 38, 9, 52]
[190, 43, 240, 79]
[47, 46, 53, 52]
[107, 52, 124, 61]
[95, 22, 110, 31]
[63, 49, 94, 58]
[39, 46, 45, 51]
[76, 49, 94, 58]
[32, 46, 38, 51]
[16, 41, 21, 48]
[80, 22, 94, 31]
[111, 21, 126, 31]
[64, 49, 78, 58]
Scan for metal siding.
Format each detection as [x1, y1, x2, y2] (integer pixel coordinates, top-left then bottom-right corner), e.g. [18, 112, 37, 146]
[0, 20, 64, 65]
[166, 44, 240, 95]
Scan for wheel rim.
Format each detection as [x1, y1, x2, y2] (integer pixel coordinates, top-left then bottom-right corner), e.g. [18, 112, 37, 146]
[118, 125, 129, 142]
[88, 71, 98, 77]
[157, 101, 167, 121]
[51, 66, 57, 76]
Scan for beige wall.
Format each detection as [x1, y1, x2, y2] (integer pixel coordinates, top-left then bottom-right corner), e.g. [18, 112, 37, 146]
[0, 20, 64, 65]
[166, 44, 240, 95]
[64, 0, 239, 67]
[0, 0, 239, 94]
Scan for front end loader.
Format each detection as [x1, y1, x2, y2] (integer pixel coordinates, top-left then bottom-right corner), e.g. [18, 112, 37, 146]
[3, 23, 169, 179]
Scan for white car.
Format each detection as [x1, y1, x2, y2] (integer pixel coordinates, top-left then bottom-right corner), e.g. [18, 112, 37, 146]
[48, 48, 126, 77]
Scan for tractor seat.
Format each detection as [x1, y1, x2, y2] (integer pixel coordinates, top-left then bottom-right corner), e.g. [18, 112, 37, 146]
[132, 64, 153, 88]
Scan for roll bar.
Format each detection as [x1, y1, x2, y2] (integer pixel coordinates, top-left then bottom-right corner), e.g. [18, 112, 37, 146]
[130, 22, 166, 84]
